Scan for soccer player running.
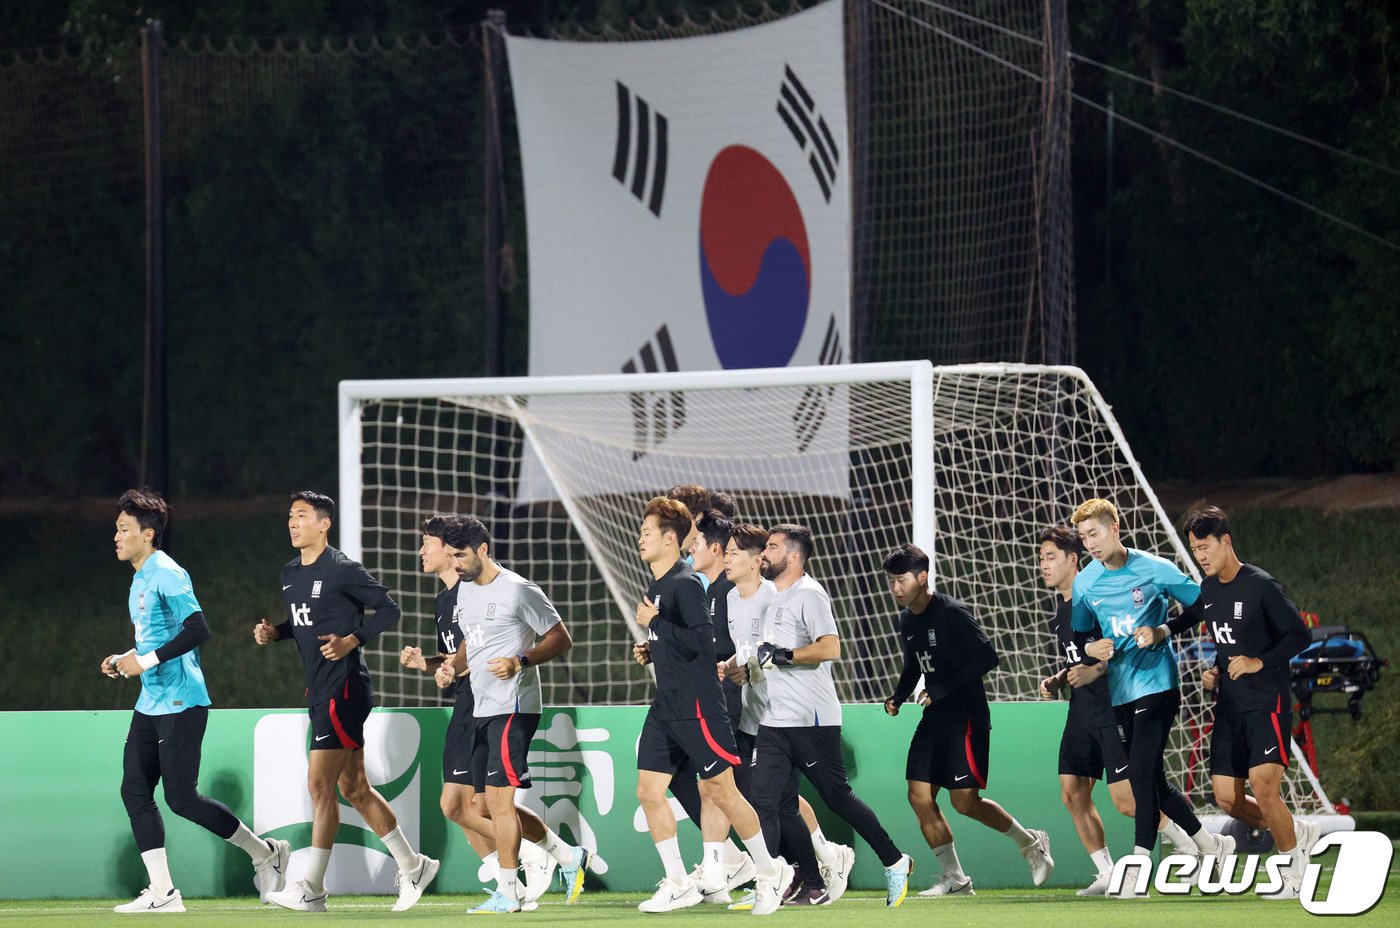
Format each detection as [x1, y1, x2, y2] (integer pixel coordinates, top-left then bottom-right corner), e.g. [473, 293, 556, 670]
[1070, 498, 1229, 898]
[882, 543, 1053, 897]
[442, 515, 591, 913]
[253, 491, 437, 912]
[106, 489, 289, 913]
[754, 525, 913, 907]
[1140, 506, 1317, 899]
[634, 497, 792, 915]
[1037, 525, 1194, 894]
[397, 515, 559, 907]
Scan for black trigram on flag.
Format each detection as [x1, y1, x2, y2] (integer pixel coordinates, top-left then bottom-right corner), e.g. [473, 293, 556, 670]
[622, 325, 685, 460]
[612, 81, 669, 217]
[777, 65, 840, 202]
[792, 315, 844, 452]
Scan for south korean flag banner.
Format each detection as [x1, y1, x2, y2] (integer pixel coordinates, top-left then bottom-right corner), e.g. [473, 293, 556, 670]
[505, 0, 850, 500]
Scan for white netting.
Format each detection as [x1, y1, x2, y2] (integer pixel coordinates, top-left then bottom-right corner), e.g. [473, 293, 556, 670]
[346, 363, 1325, 813]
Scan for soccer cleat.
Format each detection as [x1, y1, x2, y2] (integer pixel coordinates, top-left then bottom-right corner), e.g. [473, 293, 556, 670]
[752, 860, 794, 916]
[783, 864, 805, 902]
[724, 851, 757, 891]
[521, 845, 557, 904]
[786, 886, 831, 906]
[392, 853, 440, 911]
[883, 853, 913, 907]
[558, 846, 592, 905]
[470, 890, 523, 914]
[266, 879, 329, 912]
[1020, 829, 1054, 886]
[1076, 872, 1112, 897]
[638, 877, 703, 913]
[918, 873, 975, 897]
[819, 843, 855, 902]
[727, 889, 757, 911]
[114, 887, 186, 914]
[252, 838, 292, 904]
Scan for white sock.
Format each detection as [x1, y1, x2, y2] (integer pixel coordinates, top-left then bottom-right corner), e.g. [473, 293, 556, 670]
[1090, 847, 1114, 876]
[499, 870, 521, 900]
[1188, 827, 1216, 854]
[378, 826, 418, 872]
[226, 822, 273, 863]
[1001, 817, 1035, 849]
[723, 838, 746, 864]
[305, 847, 332, 893]
[739, 831, 777, 877]
[541, 827, 576, 866]
[702, 841, 725, 885]
[933, 842, 965, 880]
[656, 836, 687, 883]
[810, 825, 837, 867]
[141, 848, 175, 895]
[1159, 819, 1192, 851]
[483, 850, 501, 882]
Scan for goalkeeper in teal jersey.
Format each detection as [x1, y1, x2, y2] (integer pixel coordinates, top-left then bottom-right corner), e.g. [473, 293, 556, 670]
[104, 489, 289, 913]
[1068, 499, 1231, 896]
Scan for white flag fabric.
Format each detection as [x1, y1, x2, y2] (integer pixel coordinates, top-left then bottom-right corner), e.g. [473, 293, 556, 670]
[505, 1, 851, 499]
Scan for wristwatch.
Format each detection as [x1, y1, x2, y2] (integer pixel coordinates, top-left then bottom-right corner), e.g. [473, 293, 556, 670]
[516, 653, 531, 668]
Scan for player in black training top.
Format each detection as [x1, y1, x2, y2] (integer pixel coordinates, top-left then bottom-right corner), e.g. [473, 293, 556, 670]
[1145, 506, 1317, 899]
[253, 491, 438, 913]
[881, 543, 1054, 896]
[632, 496, 790, 914]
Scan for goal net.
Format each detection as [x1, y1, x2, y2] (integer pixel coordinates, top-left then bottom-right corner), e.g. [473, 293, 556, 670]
[340, 361, 1329, 814]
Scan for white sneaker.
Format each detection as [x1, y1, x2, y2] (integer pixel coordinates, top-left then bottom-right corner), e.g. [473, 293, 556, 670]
[1203, 832, 1237, 885]
[1108, 862, 1150, 899]
[819, 844, 855, 902]
[1293, 819, 1321, 858]
[1076, 871, 1112, 897]
[267, 879, 329, 912]
[690, 866, 732, 904]
[918, 873, 975, 897]
[253, 838, 292, 904]
[1020, 829, 1054, 886]
[752, 860, 795, 916]
[114, 887, 185, 913]
[521, 845, 557, 904]
[638, 877, 703, 913]
[724, 851, 757, 891]
[392, 854, 439, 911]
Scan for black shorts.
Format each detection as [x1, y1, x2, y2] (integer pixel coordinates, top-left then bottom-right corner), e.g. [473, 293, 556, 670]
[733, 728, 758, 799]
[1210, 704, 1291, 778]
[469, 713, 540, 790]
[443, 703, 475, 785]
[308, 693, 370, 751]
[637, 710, 740, 780]
[906, 710, 990, 789]
[1058, 719, 1130, 783]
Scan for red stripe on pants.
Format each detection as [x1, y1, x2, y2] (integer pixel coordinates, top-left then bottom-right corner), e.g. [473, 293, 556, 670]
[1271, 694, 1288, 764]
[501, 714, 522, 786]
[964, 720, 986, 788]
[697, 699, 741, 766]
[328, 698, 360, 750]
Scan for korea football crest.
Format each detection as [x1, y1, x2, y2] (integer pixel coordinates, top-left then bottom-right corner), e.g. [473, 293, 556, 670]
[1132, 588, 1145, 606]
[927, 629, 937, 647]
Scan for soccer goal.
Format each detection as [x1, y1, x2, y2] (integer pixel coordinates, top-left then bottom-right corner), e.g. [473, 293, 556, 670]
[339, 360, 1331, 814]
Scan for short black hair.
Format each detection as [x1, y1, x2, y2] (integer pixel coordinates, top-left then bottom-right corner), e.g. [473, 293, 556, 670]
[769, 523, 814, 563]
[458, 515, 492, 554]
[882, 542, 929, 576]
[709, 491, 738, 520]
[1038, 523, 1084, 560]
[729, 523, 768, 554]
[421, 514, 460, 542]
[118, 488, 169, 549]
[1184, 505, 1232, 542]
[289, 490, 335, 522]
[666, 484, 711, 517]
[695, 510, 734, 551]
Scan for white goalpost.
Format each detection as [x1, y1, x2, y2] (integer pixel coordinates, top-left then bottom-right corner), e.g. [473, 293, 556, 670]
[338, 360, 1331, 815]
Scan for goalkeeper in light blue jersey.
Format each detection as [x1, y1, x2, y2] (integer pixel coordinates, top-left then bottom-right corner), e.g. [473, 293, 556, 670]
[1067, 499, 1230, 897]
[104, 489, 288, 913]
